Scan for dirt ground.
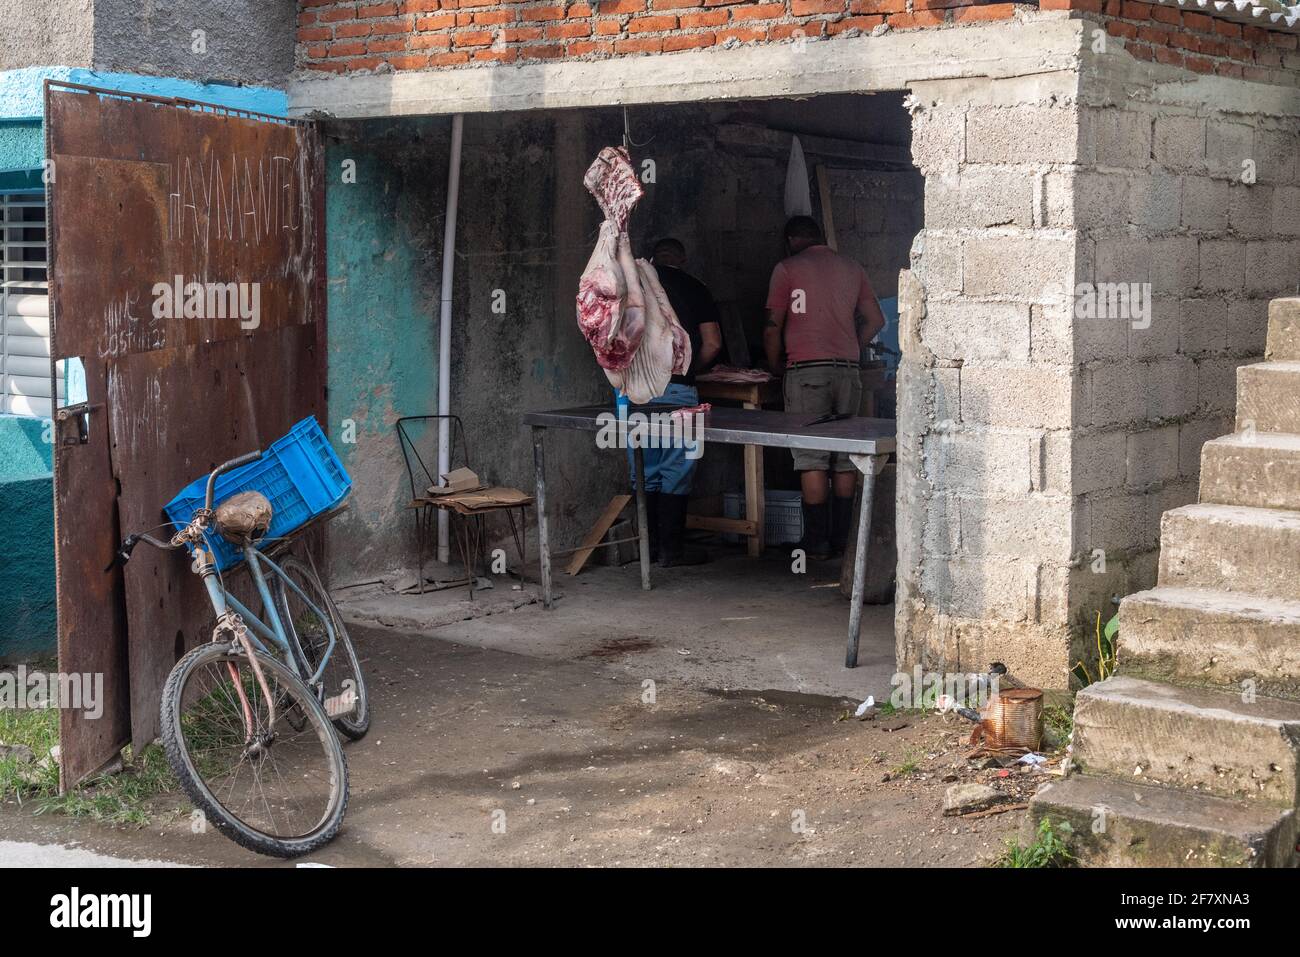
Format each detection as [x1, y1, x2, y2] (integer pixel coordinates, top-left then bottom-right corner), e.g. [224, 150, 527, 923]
[0, 622, 1046, 867]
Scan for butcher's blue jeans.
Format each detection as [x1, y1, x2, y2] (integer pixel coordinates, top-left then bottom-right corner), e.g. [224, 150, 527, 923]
[620, 382, 699, 496]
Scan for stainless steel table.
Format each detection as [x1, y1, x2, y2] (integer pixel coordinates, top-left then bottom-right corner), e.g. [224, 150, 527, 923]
[522, 404, 897, 667]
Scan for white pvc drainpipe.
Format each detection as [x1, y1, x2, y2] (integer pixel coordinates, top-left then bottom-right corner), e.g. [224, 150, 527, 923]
[437, 113, 464, 566]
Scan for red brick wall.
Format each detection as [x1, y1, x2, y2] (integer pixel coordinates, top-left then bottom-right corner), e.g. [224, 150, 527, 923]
[297, 0, 1299, 79]
[1043, 0, 1299, 83]
[297, 0, 1024, 72]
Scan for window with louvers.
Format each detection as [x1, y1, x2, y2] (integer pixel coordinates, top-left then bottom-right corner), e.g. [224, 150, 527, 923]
[1, 191, 54, 418]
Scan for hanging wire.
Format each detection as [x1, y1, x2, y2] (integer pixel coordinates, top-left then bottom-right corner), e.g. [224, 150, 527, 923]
[621, 106, 654, 151]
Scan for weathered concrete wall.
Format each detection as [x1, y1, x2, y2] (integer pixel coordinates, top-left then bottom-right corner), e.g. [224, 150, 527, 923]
[897, 65, 1085, 689]
[1064, 19, 1300, 671]
[0, 0, 95, 71]
[92, 0, 297, 86]
[323, 119, 442, 582]
[897, 14, 1300, 690]
[323, 111, 628, 584]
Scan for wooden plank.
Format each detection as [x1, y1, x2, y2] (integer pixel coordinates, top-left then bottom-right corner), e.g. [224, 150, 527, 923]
[565, 494, 631, 576]
[695, 379, 781, 406]
[816, 163, 838, 251]
[744, 440, 765, 558]
[686, 514, 756, 536]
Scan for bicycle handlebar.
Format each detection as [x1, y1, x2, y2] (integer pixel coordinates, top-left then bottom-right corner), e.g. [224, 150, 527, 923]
[110, 451, 264, 571]
[204, 451, 262, 512]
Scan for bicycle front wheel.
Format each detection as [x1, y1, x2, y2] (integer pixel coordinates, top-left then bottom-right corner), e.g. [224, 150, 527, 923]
[274, 555, 370, 741]
[160, 642, 348, 858]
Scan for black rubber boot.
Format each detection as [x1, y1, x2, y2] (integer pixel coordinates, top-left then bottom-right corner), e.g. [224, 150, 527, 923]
[643, 490, 661, 563]
[658, 493, 708, 566]
[830, 495, 855, 557]
[799, 502, 831, 560]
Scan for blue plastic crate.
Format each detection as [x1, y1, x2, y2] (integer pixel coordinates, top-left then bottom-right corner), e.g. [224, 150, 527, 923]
[164, 417, 351, 571]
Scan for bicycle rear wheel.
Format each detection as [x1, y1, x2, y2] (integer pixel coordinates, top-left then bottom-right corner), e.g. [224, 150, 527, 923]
[160, 641, 348, 858]
[274, 555, 370, 741]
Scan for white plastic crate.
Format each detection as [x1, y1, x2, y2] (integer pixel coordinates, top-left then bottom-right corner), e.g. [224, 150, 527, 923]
[722, 489, 803, 546]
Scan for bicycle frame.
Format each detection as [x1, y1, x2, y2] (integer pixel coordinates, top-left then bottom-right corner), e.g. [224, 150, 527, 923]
[197, 544, 337, 688]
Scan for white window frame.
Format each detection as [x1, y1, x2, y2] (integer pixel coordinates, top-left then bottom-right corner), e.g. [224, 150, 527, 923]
[1, 190, 53, 418]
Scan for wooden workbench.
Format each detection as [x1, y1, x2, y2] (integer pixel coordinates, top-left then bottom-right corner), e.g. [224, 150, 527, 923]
[691, 377, 781, 556]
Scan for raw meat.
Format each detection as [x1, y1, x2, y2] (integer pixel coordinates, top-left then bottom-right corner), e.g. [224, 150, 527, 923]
[696, 365, 775, 384]
[576, 146, 690, 404]
[670, 402, 711, 418]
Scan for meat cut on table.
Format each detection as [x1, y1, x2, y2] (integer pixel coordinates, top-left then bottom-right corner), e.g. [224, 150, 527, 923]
[576, 146, 690, 404]
[695, 365, 775, 385]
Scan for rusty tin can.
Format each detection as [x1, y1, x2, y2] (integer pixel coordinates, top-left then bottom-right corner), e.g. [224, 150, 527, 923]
[981, 688, 1043, 750]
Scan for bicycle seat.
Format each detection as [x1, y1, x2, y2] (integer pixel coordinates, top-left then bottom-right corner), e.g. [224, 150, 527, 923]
[214, 491, 273, 546]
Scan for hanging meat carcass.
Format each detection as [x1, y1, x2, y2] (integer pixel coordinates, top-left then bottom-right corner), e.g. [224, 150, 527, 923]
[576, 146, 690, 404]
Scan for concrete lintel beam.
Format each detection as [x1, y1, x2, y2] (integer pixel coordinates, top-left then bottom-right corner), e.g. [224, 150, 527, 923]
[288, 19, 1085, 121]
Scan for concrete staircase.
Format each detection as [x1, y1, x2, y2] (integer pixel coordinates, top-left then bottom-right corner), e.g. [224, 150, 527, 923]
[1027, 297, 1300, 867]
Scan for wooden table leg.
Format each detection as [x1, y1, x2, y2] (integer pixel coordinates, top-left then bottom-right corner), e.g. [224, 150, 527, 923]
[743, 399, 764, 558]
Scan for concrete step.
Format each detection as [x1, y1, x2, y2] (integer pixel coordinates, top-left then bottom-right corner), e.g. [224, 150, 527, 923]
[1158, 504, 1300, 602]
[1120, 587, 1300, 701]
[1267, 297, 1300, 361]
[1026, 775, 1297, 867]
[1073, 675, 1300, 805]
[1236, 361, 1300, 434]
[1200, 431, 1300, 511]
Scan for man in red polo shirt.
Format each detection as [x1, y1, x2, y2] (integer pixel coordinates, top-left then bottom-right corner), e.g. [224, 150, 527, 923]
[764, 216, 886, 560]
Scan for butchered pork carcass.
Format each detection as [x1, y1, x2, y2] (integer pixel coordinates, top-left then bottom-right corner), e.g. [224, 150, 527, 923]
[576, 146, 690, 404]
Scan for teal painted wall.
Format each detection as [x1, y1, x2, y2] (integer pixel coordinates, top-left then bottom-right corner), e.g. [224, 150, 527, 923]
[0, 121, 41, 172]
[0, 416, 54, 662]
[324, 122, 441, 578]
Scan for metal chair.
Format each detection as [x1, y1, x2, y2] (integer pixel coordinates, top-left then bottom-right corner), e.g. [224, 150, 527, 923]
[395, 414, 531, 597]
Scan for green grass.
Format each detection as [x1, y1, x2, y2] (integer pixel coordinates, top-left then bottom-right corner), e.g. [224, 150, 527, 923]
[0, 706, 60, 799]
[890, 747, 924, 777]
[1042, 705, 1073, 748]
[0, 706, 180, 827]
[878, 701, 926, 717]
[995, 818, 1075, 868]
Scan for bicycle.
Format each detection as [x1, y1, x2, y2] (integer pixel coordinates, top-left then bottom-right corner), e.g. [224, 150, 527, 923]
[114, 451, 370, 857]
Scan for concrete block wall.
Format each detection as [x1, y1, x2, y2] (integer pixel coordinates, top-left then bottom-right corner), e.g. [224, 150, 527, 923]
[897, 75, 1084, 688]
[896, 8, 1300, 689]
[1064, 19, 1300, 670]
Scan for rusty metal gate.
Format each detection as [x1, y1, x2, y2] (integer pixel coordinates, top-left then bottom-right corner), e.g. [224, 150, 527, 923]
[46, 82, 325, 787]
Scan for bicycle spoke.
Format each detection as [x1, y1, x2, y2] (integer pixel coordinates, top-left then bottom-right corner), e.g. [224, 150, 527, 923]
[173, 651, 338, 841]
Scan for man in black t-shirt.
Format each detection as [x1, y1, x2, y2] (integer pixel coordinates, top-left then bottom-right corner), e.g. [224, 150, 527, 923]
[622, 238, 721, 566]
[652, 238, 722, 387]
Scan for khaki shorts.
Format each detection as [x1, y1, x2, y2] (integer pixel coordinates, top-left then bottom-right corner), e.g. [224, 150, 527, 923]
[783, 364, 863, 472]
